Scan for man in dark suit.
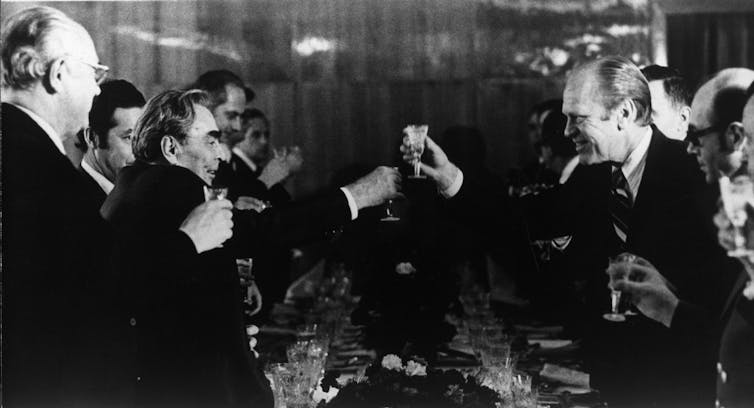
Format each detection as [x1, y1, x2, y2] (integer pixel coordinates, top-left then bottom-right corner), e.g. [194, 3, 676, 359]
[2, 8, 242, 406]
[403, 56, 737, 407]
[614, 73, 754, 408]
[1, 7, 114, 406]
[101, 89, 400, 407]
[78, 79, 146, 205]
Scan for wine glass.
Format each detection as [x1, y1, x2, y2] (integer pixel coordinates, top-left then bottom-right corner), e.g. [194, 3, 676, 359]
[404, 124, 428, 178]
[719, 175, 754, 257]
[205, 186, 228, 201]
[603, 253, 636, 322]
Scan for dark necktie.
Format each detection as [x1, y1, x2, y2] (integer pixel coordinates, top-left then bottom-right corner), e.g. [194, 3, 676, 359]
[610, 166, 633, 247]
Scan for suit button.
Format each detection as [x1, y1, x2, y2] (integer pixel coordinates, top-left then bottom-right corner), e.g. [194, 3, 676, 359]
[129, 317, 137, 326]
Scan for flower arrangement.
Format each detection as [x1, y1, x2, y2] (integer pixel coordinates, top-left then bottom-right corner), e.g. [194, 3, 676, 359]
[320, 355, 501, 408]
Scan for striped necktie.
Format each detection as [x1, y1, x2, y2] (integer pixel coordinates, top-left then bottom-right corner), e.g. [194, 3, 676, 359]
[610, 166, 633, 246]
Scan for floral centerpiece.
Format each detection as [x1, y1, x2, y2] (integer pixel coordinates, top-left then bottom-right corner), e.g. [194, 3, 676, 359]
[319, 354, 501, 408]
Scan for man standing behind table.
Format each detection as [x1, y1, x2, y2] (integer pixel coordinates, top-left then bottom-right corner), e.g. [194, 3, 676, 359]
[641, 64, 693, 141]
[1, 6, 233, 406]
[610, 73, 754, 408]
[78, 79, 146, 205]
[101, 89, 400, 407]
[403, 56, 736, 407]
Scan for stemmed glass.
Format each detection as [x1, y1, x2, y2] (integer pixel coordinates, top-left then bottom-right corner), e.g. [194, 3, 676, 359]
[404, 124, 428, 179]
[719, 175, 754, 257]
[603, 253, 637, 322]
[205, 186, 228, 201]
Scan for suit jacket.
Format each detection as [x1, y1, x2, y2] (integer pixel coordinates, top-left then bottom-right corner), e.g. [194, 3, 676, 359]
[450, 127, 738, 407]
[79, 165, 109, 208]
[2, 103, 119, 406]
[101, 162, 352, 407]
[215, 152, 291, 204]
[715, 275, 754, 408]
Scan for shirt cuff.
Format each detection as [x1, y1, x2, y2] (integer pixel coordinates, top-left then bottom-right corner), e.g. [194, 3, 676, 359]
[340, 187, 359, 220]
[440, 169, 464, 198]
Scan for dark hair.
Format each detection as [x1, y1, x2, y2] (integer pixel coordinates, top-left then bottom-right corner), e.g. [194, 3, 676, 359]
[641, 65, 693, 107]
[132, 89, 210, 163]
[528, 99, 563, 119]
[244, 86, 256, 104]
[540, 110, 575, 159]
[78, 79, 145, 149]
[582, 56, 652, 126]
[191, 70, 244, 111]
[241, 107, 269, 127]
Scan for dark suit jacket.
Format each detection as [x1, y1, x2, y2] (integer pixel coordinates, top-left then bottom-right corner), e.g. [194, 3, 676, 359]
[215, 152, 291, 204]
[79, 165, 109, 208]
[2, 103, 119, 406]
[101, 162, 352, 407]
[450, 128, 739, 407]
[715, 275, 754, 408]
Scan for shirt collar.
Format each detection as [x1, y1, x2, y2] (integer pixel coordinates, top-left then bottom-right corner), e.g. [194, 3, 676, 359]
[81, 160, 114, 194]
[559, 156, 580, 184]
[621, 127, 652, 178]
[9, 102, 66, 155]
[232, 147, 257, 172]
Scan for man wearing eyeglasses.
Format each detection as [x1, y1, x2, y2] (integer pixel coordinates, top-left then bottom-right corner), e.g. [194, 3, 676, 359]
[686, 68, 754, 184]
[2, 6, 236, 406]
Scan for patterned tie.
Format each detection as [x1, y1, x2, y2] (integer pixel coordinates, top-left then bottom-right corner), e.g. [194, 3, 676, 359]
[610, 166, 633, 247]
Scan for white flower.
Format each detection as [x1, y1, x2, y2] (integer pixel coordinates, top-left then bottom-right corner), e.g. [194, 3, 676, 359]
[395, 262, 416, 275]
[404, 360, 427, 376]
[381, 354, 403, 371]
[312, 384, 339, 403]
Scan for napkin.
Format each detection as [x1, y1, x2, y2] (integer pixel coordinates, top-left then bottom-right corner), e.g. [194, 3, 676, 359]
[540, 363, 590, 388]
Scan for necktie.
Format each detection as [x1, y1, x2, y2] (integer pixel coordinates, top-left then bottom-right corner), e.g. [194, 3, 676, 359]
[610, 166, 632, 246]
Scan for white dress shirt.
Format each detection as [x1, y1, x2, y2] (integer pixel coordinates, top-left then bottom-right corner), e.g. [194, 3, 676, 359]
[80, 160, 114, 194]
[9, 102, 66, 155]
[620, 127, 653, 200]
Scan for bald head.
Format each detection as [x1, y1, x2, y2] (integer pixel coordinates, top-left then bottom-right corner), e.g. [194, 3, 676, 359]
[688, 68, 754, 182]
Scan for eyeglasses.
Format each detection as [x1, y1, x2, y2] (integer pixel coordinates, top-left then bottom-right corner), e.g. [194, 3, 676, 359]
[685, 125, 720, 147]
[62, 54, 109, 85]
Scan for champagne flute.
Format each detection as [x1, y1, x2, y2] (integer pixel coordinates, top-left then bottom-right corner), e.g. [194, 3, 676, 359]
[404, 124, 428, 179]
[719, 176, 754, 257]
[603, 253, 636, 322]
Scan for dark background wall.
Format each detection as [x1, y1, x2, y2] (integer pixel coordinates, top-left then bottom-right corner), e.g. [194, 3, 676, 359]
[10, 0, 740, 196]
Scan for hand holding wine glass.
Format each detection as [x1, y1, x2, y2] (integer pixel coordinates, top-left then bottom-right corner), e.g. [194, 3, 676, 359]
[400, 132, 460, 192]
[718, 175, 754, 258]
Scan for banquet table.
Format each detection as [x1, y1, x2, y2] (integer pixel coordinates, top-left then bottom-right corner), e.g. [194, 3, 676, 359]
[255, 298, 608, 408]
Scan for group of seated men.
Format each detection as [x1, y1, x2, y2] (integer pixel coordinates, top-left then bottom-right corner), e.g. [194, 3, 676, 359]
[3, 5, 754, 408]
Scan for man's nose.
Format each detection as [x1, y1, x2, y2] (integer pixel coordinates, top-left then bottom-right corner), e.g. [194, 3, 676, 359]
[564, 118, 577, 139]
[232, 117, 242, 132]
[686, 142, 697, 155]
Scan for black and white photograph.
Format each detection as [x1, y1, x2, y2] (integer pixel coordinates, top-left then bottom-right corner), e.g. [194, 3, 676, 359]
[2, 0, 754, 407]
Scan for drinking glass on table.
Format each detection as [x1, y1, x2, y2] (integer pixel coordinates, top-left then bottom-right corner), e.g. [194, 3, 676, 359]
[403, 124, 428, 179]
[603, 253, 637, 322]
[719, 175, 754, 257]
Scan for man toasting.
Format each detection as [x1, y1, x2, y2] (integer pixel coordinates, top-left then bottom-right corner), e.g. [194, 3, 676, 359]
[101, 89, 400, 406]
[405, 56, 735, 407]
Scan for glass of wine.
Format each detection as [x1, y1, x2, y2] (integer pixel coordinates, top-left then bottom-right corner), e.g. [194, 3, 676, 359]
[205, 186, 228, 201]
[404, 124, 428, 179]
[603, 252, 637, 322]
[719, 175, 754, 257]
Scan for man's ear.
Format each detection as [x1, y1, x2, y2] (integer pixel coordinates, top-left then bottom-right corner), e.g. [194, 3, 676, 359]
[616, 99, 637, 131]
[161, 135, 180, 164]
[678, 106, 692, 132]
[84, 128, 100, 149]
[45, 58, 66, 94]
[725, 122, 746, 153]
